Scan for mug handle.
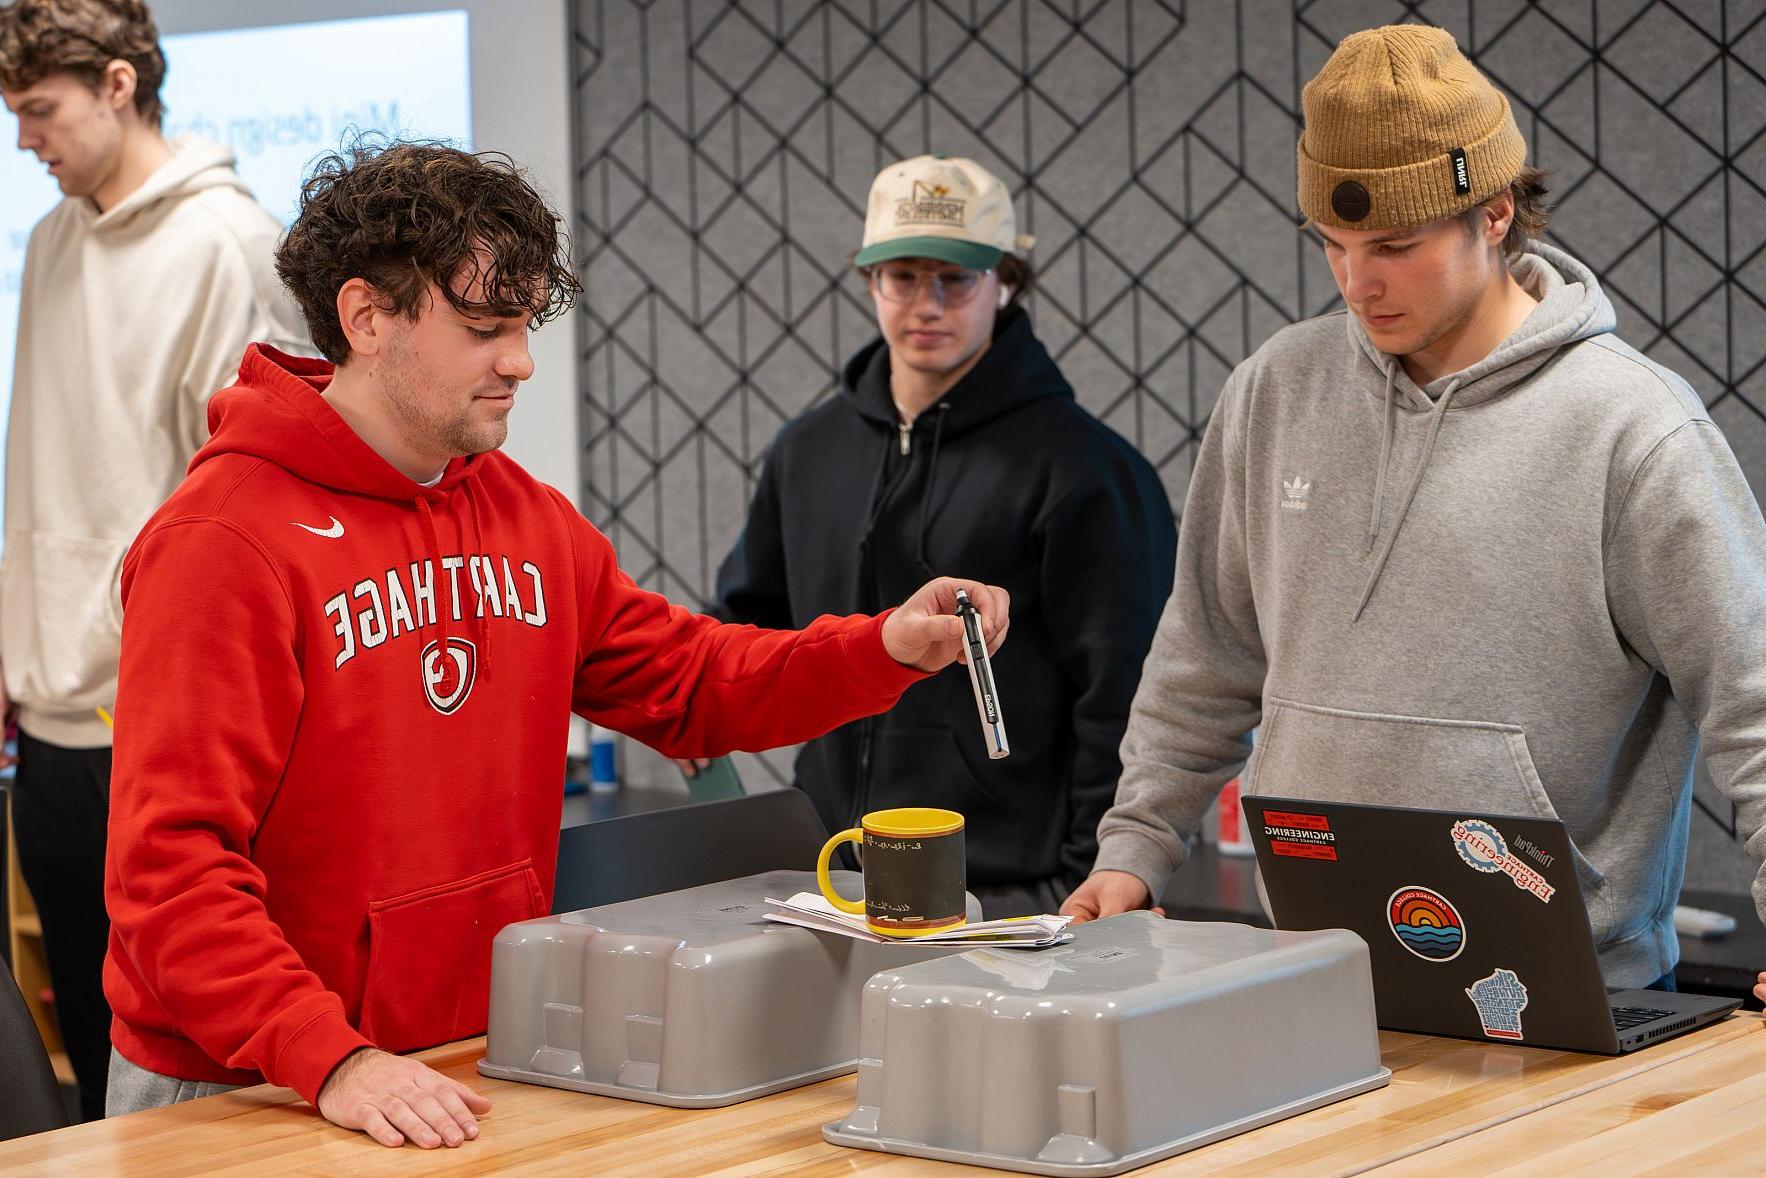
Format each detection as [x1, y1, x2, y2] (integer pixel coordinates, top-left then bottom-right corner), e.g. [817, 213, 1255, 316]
[816, 828, 866, 914]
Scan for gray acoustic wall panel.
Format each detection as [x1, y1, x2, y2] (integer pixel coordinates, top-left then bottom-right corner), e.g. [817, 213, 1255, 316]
[572, 0, 1766, 890]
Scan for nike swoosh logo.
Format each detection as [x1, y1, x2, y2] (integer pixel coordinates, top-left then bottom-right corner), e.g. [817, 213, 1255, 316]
[292, 516, 345, 539]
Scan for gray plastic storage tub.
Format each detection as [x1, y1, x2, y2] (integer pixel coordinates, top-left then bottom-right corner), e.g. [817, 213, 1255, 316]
[824, 911, 1389, 1175]
[477, 869, 981, 1107]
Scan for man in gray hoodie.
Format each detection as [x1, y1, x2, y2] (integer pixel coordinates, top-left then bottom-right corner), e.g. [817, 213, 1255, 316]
[1064, 24, 1766, 1006]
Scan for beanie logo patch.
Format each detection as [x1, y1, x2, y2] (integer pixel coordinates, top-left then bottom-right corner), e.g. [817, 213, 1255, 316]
[1331, 181, 1371, 222]
[1450, 148, 1471, 196]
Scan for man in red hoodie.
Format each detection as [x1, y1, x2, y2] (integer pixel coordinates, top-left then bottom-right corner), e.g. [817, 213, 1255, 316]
[102, 142, 1010, 1148]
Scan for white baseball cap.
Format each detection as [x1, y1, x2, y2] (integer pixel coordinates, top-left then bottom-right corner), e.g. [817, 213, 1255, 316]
[854, 154, 1034, 270]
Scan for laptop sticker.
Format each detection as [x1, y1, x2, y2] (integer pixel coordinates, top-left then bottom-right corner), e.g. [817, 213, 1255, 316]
[1451, 819, 1556, 903]
[1465, 967, 1529, 1040]
[1262, 809, 1338, 861]
[1387, 886, 1465, 961]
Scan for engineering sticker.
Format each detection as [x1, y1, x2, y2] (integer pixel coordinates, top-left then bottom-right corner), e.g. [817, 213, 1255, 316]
[1387, 886, 1465, 961]
[1465, 967, 1529, 1040]
[1262, 808, 1337, 861]
[1450, 819, 1556, 903]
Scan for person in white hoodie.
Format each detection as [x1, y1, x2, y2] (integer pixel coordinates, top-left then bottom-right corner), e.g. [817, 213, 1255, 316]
[0, 0, 307, 1119]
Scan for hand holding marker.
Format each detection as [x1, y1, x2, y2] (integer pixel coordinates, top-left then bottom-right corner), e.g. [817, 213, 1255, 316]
[955, 589, 1008, 759]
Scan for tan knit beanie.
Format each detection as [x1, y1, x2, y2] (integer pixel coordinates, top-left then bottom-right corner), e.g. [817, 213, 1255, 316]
[1298, 25, 1527, 231]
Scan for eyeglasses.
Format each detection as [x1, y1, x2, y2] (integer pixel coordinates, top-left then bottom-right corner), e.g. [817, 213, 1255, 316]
[870, 265, 993, 307]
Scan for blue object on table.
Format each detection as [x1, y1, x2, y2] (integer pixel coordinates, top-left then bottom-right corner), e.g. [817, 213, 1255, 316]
[589, 725, 619, 793]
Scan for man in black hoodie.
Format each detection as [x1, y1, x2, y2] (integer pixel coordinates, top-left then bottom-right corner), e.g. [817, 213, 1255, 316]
[707, 155, 1176, 916]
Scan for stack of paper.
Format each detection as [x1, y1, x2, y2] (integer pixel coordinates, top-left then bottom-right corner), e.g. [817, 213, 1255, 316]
[763, 893, 1073, 948]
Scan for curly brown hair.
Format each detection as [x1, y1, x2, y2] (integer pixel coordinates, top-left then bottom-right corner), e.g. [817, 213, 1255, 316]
[276, 140, 582, 365]
[0, 0, 165, 126]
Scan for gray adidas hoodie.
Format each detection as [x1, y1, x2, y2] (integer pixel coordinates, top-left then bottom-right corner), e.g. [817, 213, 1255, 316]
[1094, 243, 1766, 988]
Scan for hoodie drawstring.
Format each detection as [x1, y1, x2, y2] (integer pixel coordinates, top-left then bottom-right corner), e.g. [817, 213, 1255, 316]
[1366, 362, 1398, 553]
[414, 482, 493, 687]
[1353, 377, 1463, 623]
[856, 430, 895, 554]
[464, 481, 492, 678]
[414, 495, 452, 688]
[913, 403, 952, 576]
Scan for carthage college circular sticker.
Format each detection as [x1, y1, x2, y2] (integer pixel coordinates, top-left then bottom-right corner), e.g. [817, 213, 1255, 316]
[1387, 886, 1465, 961]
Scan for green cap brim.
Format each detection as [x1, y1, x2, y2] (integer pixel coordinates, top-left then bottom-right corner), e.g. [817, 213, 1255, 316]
[854, 236, 1003, 270]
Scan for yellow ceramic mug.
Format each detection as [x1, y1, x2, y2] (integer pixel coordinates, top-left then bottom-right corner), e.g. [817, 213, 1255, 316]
[816, 807, 966, 937]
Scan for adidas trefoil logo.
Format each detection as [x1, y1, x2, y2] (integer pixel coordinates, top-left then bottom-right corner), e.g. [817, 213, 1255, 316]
[1281, 476, 1312, 511]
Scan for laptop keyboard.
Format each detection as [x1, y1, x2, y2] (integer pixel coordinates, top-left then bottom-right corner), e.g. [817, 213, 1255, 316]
[1611, 1005, 1675, 1031]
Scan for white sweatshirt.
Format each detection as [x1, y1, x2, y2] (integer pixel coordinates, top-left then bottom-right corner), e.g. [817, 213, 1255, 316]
[1, 137, 309, 746]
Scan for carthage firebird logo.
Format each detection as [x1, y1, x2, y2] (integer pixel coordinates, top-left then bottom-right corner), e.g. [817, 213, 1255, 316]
[421, 637, 477, 715]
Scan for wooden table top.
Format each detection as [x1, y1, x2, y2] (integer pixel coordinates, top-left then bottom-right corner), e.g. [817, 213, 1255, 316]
[2, 1015, 1759, 1176]
[1377, 1016, 1766, 1176]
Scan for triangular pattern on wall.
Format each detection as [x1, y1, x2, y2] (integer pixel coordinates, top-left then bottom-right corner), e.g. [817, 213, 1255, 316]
[575, 0, 1764, 838]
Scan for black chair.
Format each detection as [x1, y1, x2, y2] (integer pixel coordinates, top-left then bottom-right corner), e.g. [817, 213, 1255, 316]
[553, 788, 830, 913]
[0, 963, 69, 1140]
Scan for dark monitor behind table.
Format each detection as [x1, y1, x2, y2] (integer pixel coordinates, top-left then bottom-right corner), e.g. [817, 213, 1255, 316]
[552, 787, 826, 913]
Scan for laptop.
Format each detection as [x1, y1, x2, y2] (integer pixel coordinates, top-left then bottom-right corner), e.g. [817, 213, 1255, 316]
[1240, 795, 1741, 1053]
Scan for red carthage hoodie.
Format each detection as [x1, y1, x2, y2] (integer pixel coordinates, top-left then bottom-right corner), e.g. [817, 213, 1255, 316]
[104, 344, 925, 1104]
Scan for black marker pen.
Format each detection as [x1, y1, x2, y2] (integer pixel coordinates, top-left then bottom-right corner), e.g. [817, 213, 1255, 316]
[954, 589, 1009, 759]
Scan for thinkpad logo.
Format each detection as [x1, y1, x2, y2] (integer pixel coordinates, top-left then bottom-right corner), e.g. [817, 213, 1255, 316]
[1281, 476, 1312, 511]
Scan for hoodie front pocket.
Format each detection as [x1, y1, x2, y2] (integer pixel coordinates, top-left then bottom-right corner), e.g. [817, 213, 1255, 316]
[0, 529, 128, 709]
[358, 859, 545, 1053]
[1250, 698, 1614, 937]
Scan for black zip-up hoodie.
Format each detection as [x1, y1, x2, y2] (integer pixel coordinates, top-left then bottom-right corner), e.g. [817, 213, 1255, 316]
[713, 309, 1176, 890]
